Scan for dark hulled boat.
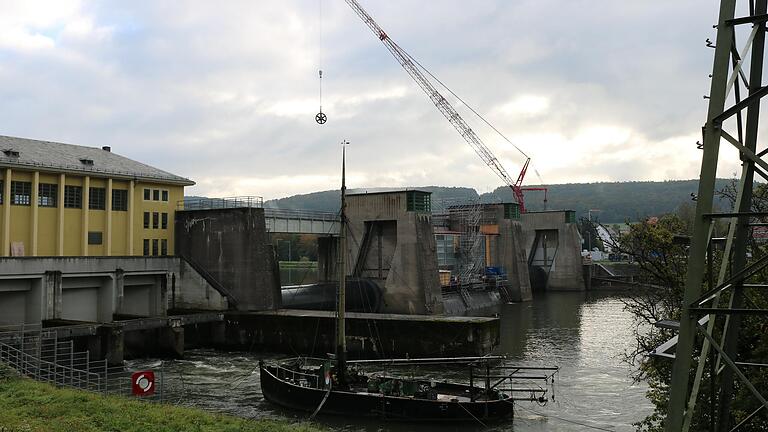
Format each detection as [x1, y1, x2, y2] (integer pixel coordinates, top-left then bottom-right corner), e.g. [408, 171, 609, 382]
[260, 357, 516, 421]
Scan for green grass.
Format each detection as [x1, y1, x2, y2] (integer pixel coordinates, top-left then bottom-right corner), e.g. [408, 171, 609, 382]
[0, 370, 326, 432]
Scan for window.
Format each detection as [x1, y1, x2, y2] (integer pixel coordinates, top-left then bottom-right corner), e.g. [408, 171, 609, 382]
[161, 239, 168, 256]
[143, 239, 150, 256]
[152, 239, 159, 256]
[64, 186, 82, 208]
[143, 188, 150, 200]
[162, 190, 169, 201]
[10, 181, 31, 205]
[161, 213, 168, 229]
[143, 212, 150, 229]
[38, 183, 57, 207]
[3, 149, 19, 158]
[79, 158, 94, 165]
[89, 187, 106, 210]
[152, 212, 159, 229]
[88, 232, 103, 245]
[112, 189, 128, 211]
[152, 189, 160, 201]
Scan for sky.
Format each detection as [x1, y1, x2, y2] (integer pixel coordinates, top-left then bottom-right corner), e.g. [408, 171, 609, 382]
[0, 0, 743, 200]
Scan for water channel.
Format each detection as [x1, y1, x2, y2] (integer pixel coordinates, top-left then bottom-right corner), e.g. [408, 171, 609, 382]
[129, 292, 652, 431]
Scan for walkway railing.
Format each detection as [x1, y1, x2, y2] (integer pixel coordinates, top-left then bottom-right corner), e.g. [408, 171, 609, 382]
[179, 196, 264, 210]
[0, 324, 167, 400]
[264, 208, 339, 221]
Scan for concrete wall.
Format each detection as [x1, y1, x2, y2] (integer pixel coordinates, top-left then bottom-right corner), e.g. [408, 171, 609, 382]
[482, 204, 532, 302]
[521, 211, 585, 291]
[346, 192, 443, 315]
[175, 208, 280, 311]
[0, 257, 225, 326]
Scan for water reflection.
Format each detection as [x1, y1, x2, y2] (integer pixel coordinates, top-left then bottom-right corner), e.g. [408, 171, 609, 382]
[129, 292, 651, 431]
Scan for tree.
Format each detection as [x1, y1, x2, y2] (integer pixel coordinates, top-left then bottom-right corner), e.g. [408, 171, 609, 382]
[600, 192, 768, 431]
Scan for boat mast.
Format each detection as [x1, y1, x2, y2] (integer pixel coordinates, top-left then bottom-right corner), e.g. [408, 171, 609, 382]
[337, 140, 349, 386]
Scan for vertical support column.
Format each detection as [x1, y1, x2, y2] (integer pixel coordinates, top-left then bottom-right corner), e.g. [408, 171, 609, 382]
[44, 271, 57, 320]
[31, 171, 39, 256]
[2, 168, 11, 257]
[106, 178, 113, 256]
[82, 176, 90, 256]
[57, 174, 65, 256]
[664, 0, 737, 430]
[127, 180, 134, 255]
[114, 269, 125, 314]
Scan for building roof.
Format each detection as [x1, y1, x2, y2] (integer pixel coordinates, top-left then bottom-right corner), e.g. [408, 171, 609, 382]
[0, 135, 194, 186]
[347, 187, 432, 196]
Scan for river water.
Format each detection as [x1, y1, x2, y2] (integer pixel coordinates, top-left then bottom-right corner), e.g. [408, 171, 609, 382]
[129, 292, 652, 431]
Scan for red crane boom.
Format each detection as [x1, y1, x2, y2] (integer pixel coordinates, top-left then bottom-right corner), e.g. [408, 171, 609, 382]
[344, 0, 543, 212]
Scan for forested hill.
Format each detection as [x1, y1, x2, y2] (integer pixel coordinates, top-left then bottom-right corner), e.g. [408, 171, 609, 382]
[255, 179, 735, 223]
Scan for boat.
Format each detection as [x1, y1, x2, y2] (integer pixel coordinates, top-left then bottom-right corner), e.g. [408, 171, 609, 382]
[259, 144, 556, 422]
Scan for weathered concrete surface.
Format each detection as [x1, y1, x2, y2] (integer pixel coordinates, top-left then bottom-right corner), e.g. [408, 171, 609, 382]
[175, 208, 280, 311]
[346, 191, 443, 315]
[0, 257, 225, 326]
[483, 204, 532, 302]
[521, 211, 585, 291]
[223, 309, 499, 358]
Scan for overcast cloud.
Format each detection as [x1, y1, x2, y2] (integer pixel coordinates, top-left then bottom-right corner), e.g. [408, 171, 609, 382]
[0, 0, 740, 199]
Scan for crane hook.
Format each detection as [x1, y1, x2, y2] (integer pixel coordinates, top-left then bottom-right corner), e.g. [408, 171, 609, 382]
[316, 69, 327, 124]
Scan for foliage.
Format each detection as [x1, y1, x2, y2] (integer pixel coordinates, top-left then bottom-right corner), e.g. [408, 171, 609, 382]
[0, 374, 326, 432]
[255, 180, 733, 223]
[601, 188, 768, 431]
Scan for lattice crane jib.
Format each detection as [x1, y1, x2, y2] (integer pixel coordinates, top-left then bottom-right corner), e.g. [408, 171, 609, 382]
[343, 0, 538, 211]
[665, 1, 768, 431]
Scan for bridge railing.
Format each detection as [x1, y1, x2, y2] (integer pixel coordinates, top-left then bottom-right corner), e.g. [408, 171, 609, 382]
[178, 196, 263, 210]
[263, 208, 339, 221]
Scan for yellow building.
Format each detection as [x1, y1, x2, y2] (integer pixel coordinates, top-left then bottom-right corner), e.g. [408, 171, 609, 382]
[0, 135, 194, 257]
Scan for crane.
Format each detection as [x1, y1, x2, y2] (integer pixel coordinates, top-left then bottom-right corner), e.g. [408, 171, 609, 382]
[343, 0, 546, 212]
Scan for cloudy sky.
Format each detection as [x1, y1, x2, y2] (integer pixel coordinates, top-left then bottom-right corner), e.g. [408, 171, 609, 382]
[0, 0, 741, 199]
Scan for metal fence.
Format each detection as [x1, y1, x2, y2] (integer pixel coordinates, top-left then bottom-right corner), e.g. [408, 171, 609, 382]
[0, 324, 165, 401]
[179, 196, 264, 211]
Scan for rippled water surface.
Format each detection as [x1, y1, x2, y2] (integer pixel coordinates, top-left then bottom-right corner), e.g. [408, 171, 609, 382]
[129, 292, 652, 431]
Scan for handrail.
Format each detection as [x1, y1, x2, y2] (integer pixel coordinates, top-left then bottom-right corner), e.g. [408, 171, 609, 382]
[264, 208, 339, 221]
[179, 196, 263, 211]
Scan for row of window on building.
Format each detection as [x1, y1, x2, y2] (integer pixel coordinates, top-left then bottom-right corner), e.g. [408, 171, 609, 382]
[0, 181, 129, 211]
[144, 188, 169, 202]
[143, 212, 169, 230]
[143, 238, 168, 256]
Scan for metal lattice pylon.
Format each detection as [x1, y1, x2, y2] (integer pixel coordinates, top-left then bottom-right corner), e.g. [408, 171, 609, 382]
[666, 1, 768, 431]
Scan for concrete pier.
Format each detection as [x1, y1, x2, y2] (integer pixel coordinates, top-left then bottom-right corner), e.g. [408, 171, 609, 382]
[521, 210, 585, 291]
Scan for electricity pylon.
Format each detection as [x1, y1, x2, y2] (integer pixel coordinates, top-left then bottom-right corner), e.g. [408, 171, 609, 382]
[666, 1, 768, 431]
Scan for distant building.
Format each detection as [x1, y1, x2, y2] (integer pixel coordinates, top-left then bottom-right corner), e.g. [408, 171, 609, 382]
[0, 135, 194, 257]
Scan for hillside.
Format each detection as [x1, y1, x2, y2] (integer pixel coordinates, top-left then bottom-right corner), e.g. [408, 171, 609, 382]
[258, 180, 735, 222]
[263, 186, 479, 212]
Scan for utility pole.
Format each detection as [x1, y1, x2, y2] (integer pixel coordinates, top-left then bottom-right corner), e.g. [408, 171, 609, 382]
[665, 1, 768, 431]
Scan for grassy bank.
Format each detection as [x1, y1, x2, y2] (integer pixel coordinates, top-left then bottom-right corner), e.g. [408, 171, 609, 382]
[0, 371, 325, 432]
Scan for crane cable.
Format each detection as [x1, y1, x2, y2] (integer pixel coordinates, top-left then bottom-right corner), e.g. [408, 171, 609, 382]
[315, 0, 327, 124]
[396, 43, 527, 159]
[396, 41, 546, 185]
